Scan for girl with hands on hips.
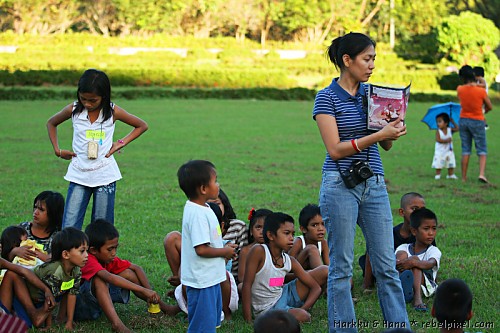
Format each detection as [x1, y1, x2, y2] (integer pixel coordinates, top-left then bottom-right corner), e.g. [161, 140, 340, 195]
[47, 69, 148, 230]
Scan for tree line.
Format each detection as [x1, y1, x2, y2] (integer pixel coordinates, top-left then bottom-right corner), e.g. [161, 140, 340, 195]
[0, 0, 497, 47]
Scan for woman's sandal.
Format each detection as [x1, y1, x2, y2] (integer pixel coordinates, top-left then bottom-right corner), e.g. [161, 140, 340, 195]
[478, 176, 489, 184]
[414, 303, 428, 312]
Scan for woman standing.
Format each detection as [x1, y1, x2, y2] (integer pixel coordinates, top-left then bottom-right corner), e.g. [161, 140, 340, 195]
[457, 65, 493, 183]
[312, 33, 409, 332]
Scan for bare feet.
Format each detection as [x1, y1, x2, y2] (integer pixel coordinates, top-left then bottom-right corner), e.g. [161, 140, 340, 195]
[31, 302, 51, 328]
[112, 322, 132, 333]
[160, 302, 181, 316]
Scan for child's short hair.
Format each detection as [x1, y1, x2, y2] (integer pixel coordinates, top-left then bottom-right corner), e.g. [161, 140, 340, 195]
[472, 66, 484, 77]
[436, 113, 450, 125]
[34, 190, 65, 234]
[400, 192, 424, 208]
[51, 227, 88, 262]
[1, 226, 27, 260]
[218, 188, 237, 222]
[253, 309, 300, 333]
[247, 208, 273, 243]
[433, 278, 472, 327]
[177, 160, 215, 199]
[298, 203, 321, 229]
[410, 208, 437, 229]
[263, 212, 294, 243]
[85, 219, 119, 250]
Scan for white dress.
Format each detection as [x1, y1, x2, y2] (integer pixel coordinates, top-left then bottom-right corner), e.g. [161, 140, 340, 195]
[432, 128, 456, 169]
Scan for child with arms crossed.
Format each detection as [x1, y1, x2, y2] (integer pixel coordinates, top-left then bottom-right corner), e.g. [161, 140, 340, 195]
[242, 212, 327, 324]
[289, 204, 329, 270]
[177, 160, 237, 332]
[75, 219, 176, 333]
[47, 69, 148, 230]
[396, 208, 441, 312]
[360, 192, 427, 291]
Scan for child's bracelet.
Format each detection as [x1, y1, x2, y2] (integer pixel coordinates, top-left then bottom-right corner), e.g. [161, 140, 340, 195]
[118, 139, 124, 144]
[59, 149, 62, 158]
[351, 139, 361, 153]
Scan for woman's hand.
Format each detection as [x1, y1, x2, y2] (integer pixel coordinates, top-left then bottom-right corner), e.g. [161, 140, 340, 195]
[378, 118, 407, 141]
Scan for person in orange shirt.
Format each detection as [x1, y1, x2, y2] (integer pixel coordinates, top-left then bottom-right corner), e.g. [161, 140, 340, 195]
[457, 65, 493, 183]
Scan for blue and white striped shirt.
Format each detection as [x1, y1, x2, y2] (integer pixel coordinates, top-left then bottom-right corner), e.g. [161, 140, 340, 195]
[312, 78, 384, 175]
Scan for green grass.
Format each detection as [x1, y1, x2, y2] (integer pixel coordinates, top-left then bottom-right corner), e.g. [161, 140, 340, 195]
[0, 99, 498, 332]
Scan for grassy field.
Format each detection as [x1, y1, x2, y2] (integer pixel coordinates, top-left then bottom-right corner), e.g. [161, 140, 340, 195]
[0, 98, 498, 332]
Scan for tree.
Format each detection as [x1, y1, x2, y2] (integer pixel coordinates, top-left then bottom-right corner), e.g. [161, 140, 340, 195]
[0, 0, 80, 34]
[436, 11, 499, 82]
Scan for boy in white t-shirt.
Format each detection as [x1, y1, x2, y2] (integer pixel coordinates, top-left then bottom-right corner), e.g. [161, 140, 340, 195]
[177, 160, 237, 332]
[395, 208, 441, 313]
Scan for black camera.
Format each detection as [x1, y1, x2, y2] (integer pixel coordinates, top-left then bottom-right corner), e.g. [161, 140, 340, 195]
[340, 160, 374, 189]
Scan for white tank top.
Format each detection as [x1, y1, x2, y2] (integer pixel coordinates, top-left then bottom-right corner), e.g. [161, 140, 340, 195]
[64, 103, 122, 187]
[297, 235, 323, 256]
[251, 244, 292, 316]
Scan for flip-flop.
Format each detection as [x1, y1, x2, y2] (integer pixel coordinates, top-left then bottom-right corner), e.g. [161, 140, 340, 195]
[478, 177, 489, 184]
[399, 270, 414, 303]
[414, 303, 428, 312]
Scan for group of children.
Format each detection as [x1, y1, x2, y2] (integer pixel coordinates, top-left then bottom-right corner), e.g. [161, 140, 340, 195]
[0, 163, 478, 333]
[0, 67, 478, 332]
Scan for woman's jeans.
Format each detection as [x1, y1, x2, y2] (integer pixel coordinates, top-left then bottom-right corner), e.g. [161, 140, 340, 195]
[62, 182, 116, 230]
[319, 171, 409, 332]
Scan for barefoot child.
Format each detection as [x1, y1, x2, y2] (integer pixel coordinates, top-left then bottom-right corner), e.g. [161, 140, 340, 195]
[242, 212, 327, 324]
[75, 219, 177, 333]
[396, 208, 441, 312]
[0, 254, 55, 328]
[288, 204, 329, 270]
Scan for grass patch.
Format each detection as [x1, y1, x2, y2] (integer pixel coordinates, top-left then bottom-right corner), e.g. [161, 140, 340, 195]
[0, 99, 498, 332]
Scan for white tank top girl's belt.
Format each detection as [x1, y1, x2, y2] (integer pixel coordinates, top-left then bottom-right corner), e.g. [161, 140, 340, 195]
[250, 244, 292, 315]
[64, 103, 122, 187]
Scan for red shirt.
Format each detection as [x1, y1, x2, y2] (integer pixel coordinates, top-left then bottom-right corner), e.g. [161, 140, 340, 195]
[81, 253, 131, 281]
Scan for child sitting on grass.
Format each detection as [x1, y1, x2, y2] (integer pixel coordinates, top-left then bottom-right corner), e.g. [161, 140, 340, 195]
[75, 219, 178, 333]
[238, 208, 273, 292]
[432, 278, 474, 333]
[360, 192, 427, 292]
[253, 309, 301, 333]
[288, 204, 329, 270]
[396, 208, 441, 312]
[8, 191, 64, 264]
[242, 212, 327, 324]
[0, 251, 55, 329]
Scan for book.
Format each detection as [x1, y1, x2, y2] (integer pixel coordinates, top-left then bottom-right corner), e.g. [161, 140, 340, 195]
[367, 83, 411, 131]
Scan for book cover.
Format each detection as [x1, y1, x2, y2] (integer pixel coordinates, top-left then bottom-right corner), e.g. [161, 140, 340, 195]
[367, 83, 411, 131]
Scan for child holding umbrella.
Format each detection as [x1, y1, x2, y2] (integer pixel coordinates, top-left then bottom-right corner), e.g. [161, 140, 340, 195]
[432, 113, 459, 180]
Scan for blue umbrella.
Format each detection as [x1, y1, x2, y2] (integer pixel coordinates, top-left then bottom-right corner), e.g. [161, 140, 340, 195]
[421, 102, 461, 130]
